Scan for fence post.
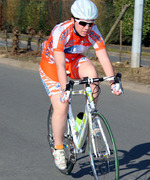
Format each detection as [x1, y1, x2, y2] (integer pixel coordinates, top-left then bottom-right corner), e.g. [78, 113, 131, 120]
[119, 0, 125, 62]
[19, 0, 23, 30]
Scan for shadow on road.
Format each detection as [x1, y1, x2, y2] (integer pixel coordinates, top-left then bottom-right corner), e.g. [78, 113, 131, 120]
[68, 143, 150, 179]
[71, 154, 94, 179]
[119, 142, 150, 179]
[70, 143, 150, 179]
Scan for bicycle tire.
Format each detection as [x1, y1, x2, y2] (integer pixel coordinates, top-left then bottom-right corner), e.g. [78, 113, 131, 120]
[88, 112, 119, 180]
[47, 104, 76, 175]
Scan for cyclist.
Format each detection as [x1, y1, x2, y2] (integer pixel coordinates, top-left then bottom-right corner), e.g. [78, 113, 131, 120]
[40, 0, 123, 170]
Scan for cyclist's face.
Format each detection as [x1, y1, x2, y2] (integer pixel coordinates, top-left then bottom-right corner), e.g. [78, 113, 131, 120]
[72, 18, 94, 37]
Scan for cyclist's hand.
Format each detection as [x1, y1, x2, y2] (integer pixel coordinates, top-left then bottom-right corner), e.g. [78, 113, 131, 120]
[111, 83, 123, 96]
[60, 89, 70, 103]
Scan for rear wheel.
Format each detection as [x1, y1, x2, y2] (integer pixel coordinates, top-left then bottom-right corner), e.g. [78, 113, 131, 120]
[47, 104, 76, 175]
[88, 112, 119, 180]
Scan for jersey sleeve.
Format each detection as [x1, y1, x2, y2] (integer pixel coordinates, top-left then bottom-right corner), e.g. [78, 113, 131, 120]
[89, 25, 106, 51]
[53, 26, 65, 52]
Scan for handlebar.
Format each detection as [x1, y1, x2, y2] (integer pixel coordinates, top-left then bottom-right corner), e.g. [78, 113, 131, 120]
[66, 73, 123, 90]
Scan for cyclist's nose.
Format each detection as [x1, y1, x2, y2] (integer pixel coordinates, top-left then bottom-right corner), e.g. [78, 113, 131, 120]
[84, 24, 90, 29]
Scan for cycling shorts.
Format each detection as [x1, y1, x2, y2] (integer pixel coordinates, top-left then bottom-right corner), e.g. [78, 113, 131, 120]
[40, 55, 89, 98]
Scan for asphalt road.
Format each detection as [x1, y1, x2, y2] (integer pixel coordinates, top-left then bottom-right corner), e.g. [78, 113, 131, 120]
[0, 64, 150, 180]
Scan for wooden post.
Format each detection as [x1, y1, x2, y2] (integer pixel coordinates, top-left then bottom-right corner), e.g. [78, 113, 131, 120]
[104, 4, 130, 44]
[119, 0, 125, 62]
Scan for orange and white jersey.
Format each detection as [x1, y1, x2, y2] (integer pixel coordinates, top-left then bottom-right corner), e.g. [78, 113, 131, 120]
[42, 20, 105, 64]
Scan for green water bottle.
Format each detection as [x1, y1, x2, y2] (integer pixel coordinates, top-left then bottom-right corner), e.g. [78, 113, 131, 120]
[75, 112, 84, 132]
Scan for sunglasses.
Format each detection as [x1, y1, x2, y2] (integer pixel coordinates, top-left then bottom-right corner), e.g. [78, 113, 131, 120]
[75, 19, 94, 27]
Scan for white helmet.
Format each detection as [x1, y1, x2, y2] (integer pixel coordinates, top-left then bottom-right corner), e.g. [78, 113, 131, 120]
[71, 0, 98, 20]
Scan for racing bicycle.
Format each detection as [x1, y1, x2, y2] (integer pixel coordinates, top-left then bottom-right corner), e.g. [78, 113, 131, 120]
[47, 73, 123, 180]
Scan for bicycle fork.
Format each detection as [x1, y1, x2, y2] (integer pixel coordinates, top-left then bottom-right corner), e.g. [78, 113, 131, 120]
[89, 112, 111, 158]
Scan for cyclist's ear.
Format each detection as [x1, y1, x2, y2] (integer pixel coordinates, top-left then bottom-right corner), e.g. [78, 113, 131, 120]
[71, 17, 74, 23]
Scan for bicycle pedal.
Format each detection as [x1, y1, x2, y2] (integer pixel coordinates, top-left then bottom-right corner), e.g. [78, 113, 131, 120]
[81, 148, 86, 153]
[110, 149, 114, 155]
[78, 148, 86, 153]
[70, 154, 76, 164]
[77, 141, 87, 153]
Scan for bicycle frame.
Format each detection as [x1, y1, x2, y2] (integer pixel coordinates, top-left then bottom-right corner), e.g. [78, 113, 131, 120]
[67, 85, 98, 153]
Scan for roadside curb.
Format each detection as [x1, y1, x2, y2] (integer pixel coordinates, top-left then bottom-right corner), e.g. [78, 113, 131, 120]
[0, 56, 39, 71]
[0, 56, 150, 94]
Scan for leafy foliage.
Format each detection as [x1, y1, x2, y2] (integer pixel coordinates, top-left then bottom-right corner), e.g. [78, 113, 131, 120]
[114, 0, 150, 46]
[1, 0, 150, 46]
[94, 0, 118, 42]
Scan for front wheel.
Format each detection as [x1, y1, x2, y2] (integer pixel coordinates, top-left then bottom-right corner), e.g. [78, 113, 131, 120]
[88, 112, 119, 180]
[47, 104, 76, 175]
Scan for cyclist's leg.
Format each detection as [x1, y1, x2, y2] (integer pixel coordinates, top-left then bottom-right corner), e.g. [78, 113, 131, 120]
[40, 67, 68, 146]
[79, 62, 99, 105]
[50, 94, 68, 170]
[50, 94, 69, 146]
[40, 67, 67, 169]
[68, 55, 99, 105]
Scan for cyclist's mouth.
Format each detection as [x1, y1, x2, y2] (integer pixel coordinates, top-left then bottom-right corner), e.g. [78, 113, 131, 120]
[82, 31, 88, 36]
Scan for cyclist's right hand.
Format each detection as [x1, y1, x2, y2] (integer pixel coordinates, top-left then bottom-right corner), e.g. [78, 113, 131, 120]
[60, 89, 70, 103]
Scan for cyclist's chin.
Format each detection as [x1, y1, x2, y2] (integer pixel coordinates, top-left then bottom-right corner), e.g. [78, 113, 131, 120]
[80, 33, 88, 37]
[80, 32, 88, 37]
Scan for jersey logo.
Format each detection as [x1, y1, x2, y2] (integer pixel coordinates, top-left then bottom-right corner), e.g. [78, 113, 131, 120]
[59, 27, 71, 44]
[90, 31, 102, 42]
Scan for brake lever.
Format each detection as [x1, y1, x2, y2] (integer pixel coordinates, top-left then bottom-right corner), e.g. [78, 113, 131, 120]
[115, 73, 124, 94]
[66, 80, 74, 101]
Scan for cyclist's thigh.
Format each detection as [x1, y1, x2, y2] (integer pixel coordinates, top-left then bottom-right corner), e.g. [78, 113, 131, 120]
[40, 67, 68, 114]
[68, 55, 98, 80]
[39, 67, 61, 98]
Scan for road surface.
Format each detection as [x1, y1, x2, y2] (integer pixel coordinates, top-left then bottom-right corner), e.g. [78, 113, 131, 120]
[0, 64, 150, 180]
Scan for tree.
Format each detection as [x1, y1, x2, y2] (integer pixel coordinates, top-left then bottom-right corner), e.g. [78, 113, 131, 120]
[23, 0, 48, 33]
[46, 0, 74, 35]
[92, 0, 120, 44]
[0, 0, 4, 29]
[114, 0, 150, 46]
[142, 0, 150, 46]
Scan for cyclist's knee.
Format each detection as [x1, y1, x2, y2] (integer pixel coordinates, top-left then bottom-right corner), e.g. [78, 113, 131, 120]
[79, 61, 98, 79]
[51, 94, 69, 115]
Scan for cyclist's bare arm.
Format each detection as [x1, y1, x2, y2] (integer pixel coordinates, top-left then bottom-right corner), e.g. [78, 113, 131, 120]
[54, 51, 67, 90]
[96, 49, 115, 83]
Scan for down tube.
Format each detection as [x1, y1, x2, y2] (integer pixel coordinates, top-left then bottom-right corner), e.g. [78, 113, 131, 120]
[77, 104, 89, 149]
[68, 103, 88, 149]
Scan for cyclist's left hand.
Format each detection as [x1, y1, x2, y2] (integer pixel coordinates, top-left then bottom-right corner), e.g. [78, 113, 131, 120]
[60, 89, 70, 103]
[111, 83, 123, 96]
